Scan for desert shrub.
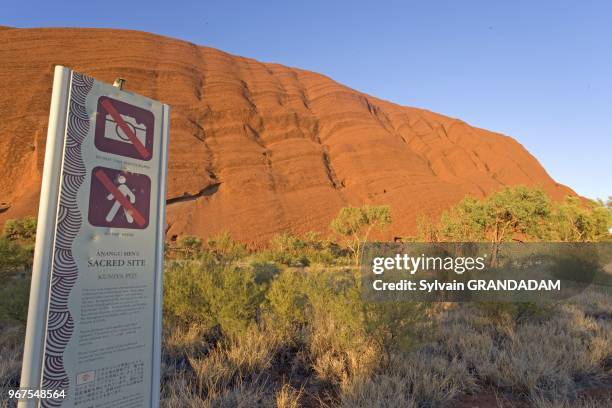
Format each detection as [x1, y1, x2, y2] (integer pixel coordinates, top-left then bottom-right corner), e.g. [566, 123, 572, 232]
[363, 301, 434, 352]
[2, 216, 36, 243]
[171, 232, 248, 264]
[256, 232, 345, 267]
[306, 269, 370, 352]
[264, 267, 365, 338]
[176, 235, 203, 258]
[261, 233, 310, 266]
[264, 266, 430, 375]
[302, 231, 347, 264]
[264, 267, 387, 389]
[0, 277, 30, 325]
[250, 262, 281, 285]
[163, 261, 214, 328]
[0, 238, 34, 280]
[0, 228, 33, 325]
[214, 266, 265, 337]
[205, 231, 247, 263]
[163, 259, 264, 338]
[264, 269, 310, 333]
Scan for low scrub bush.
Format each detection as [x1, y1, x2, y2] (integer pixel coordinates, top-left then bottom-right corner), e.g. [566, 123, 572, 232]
[163, 259, 264, 338]
[0, 221, 35, 328]
[0, 277, 30, 325]
[0, 238, 33, 280]
[255, 232, 348, 267]
[2, 217, 36, 243]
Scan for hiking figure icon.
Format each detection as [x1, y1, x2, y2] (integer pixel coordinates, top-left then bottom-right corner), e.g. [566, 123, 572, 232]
[88, 166, 151, 229]
[105, 175, 136, 223]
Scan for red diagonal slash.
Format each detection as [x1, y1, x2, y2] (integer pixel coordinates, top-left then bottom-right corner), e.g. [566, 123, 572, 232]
[101, 98, 151, 160]
[94, 169, 146, 227]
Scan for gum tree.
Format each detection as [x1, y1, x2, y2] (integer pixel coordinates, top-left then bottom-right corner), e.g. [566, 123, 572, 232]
[330, 205, 391, 265]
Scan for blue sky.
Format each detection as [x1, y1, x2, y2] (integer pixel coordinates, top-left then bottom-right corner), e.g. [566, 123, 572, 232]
[3, 0, 610, 200]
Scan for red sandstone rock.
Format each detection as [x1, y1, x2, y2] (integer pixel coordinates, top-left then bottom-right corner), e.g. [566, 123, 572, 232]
[0, 27, 576, 247]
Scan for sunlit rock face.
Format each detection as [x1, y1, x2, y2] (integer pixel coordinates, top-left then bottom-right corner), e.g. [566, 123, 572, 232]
[0, 27, 575, 247]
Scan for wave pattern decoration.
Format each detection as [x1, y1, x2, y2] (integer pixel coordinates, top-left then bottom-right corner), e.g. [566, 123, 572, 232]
[41, 72, 93, 408]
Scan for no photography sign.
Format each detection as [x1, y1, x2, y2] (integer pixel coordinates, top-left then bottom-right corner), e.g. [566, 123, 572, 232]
[19, 66, 169, 408]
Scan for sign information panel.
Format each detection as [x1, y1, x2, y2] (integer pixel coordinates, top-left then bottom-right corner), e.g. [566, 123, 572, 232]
[20, 66, 169, 407]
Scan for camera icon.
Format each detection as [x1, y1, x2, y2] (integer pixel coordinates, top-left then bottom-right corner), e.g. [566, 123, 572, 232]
[104, 113, 147, 146]
[94, 96, 154, 161]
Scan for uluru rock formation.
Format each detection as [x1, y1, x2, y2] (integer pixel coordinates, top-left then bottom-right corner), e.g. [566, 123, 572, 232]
[0, 27, 576, 247]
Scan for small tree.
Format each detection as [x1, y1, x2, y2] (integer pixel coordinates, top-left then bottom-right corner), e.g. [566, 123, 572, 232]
[438, 196, 487, 241]
[483, 187, 551, 264]
[552, 196, 611, 242]
[413, 186, 612, 259]
[414, 187, 553, 265]
[330, 205, 391, 265]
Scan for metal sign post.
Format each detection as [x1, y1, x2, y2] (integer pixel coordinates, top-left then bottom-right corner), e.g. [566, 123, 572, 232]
[19, 66, 169, 408]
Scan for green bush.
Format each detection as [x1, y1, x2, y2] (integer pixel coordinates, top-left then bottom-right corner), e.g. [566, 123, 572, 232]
[177, 235, 203, 258]
[264, 268, 310, 331]
[551, 196, 612, 242]
[163, 258, 264, 338]
[263, 233, 309, 266]
[264, 267, 395, 350]
[206, 232, 247, 263]
[0, 217, 36, 326]
[3, 216, 36, 243]
[0, 237, 34, 280]
[172, 232, 247, 263]
[0, 276, 30, 324]
[414, 186, 611, 243]
[256, 232, 346, 267]
[250, 261, 281, 285]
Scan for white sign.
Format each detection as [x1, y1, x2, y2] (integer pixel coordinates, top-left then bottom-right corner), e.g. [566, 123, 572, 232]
[20, 66, 169, 408]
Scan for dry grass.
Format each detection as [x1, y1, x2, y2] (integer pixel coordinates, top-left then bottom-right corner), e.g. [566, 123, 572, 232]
[160, 326, 282, 407]
[1, 284, 610, 407]
[530, 394, 612, 408]
[275, 383, 303, 408]
[145, 286, 612, 407]
[340, 351, 478, 407]
[334, 287, 611, 407]
[431, 288, 611, 403]
[0, 324, 22, 408]
[160, 375, 271, 407]
[308, 313, 380, 390]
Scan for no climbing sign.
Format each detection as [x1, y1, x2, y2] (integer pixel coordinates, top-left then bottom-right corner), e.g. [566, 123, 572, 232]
[20, 66, 170, 408]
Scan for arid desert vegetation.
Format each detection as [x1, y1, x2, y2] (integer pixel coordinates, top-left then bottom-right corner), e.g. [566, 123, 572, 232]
[1, 187, 611, 407]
